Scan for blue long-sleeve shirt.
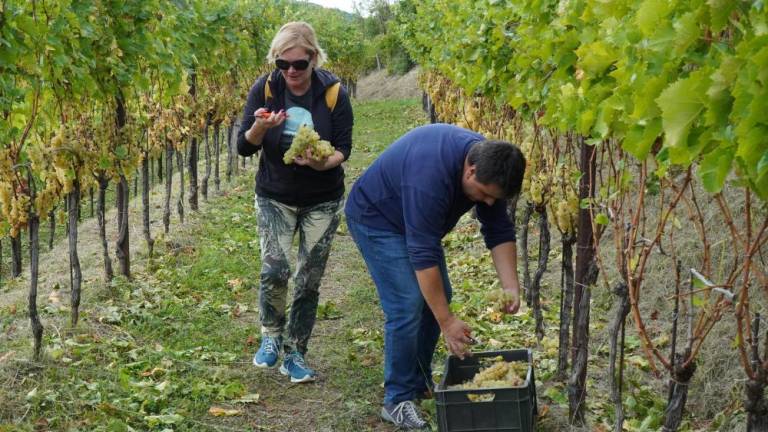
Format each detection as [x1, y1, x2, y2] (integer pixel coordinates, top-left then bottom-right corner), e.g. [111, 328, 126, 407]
[345, 124, 516, 270]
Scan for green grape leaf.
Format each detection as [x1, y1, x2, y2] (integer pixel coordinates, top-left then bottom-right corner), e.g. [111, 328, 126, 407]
[622, 118, 662, 160]
[707, 0, 736, 32]
[576, 40, 618, 76]
[673, 11, 700, 55]
[656, 74, 708, 154]
[595, 213, 610, 225]
[699, 146, 734, 194]
[636, 0, 672, 37]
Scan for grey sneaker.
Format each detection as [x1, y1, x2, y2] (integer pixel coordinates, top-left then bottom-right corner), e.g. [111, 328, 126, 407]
[381, 400, 428, 430]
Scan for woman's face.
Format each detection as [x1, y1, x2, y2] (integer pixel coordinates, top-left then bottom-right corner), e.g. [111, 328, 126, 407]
[277, 47, 313, 91]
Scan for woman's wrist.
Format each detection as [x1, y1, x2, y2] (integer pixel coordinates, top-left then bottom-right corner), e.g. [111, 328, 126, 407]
[245, 125, 264, 145]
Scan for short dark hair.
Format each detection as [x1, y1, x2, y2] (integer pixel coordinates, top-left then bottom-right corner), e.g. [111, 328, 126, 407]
[467, 140, 526, 199]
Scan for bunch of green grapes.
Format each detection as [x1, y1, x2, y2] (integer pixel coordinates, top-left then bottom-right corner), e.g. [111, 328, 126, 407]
[7, 194, 30, 238]
[448, 357, 528, 393]
[283, 125, 334, 164]
[485, 288, 516, 312]
[546, 162, 580, 234]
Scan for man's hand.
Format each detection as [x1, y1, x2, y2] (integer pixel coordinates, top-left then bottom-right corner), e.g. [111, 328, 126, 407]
[501, 286, 521, 314]
[440, 315, 472, 359]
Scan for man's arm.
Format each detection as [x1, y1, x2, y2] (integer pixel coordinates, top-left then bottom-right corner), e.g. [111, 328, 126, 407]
[490, 241, 522, 314]
[415, 266, 473, 359]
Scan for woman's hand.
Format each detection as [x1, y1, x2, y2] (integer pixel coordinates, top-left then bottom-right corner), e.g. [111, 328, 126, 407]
[245, 108, 286, 146]
[293, 149, 343, 171]
[253, 108, 286, 130]
[293, 148, 328, 170]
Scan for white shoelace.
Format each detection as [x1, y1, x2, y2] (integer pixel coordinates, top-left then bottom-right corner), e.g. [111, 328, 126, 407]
[390, 401, 426, 427]
[263, 338, 278, 355]
[291, 353, 307, 368]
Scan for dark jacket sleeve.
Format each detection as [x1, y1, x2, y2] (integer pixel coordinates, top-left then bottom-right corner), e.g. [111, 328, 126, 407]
[477, 200, 517, 249]
[237, 77, 266, 157]
[331, 84, 354, 161]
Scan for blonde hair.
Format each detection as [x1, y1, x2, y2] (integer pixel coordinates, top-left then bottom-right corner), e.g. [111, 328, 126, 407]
[267, 22, 328, 68]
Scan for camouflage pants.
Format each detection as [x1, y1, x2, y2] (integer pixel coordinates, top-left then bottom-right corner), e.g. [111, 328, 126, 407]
[255, 195, 342, 354]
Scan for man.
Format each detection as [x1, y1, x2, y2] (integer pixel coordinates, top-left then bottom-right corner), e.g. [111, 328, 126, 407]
[344, 123, 526, 429]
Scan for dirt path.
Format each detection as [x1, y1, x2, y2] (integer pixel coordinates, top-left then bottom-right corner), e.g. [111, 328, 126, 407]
[355, 68, 420, 101]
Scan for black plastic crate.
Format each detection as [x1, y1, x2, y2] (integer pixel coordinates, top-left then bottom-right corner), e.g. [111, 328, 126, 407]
[435, 349, 537, 432]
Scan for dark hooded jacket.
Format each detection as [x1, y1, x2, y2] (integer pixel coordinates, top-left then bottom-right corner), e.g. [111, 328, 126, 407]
[237, 68, 353, 206]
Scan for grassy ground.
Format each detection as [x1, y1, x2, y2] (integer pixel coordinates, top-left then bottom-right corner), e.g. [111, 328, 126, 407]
[0, 96, 750, 432]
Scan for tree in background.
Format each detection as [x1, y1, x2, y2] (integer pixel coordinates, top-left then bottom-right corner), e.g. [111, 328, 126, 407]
[355, 0, 414, 75]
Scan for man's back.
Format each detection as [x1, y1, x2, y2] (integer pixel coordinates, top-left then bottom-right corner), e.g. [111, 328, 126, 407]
[345, 124, 516, 271]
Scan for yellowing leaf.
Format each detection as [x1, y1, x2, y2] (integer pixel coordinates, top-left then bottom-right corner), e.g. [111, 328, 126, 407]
[233, 393, 260, 404]
[209, 406, 241, 417]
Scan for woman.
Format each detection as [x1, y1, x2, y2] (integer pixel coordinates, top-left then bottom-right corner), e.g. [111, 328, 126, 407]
[237, 21, 353, 383]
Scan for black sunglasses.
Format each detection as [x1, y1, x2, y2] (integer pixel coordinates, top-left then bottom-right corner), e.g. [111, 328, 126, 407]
[275, 58, 310, 71]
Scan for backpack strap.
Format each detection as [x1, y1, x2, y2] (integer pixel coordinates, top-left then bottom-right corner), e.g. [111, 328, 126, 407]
[264, 75, 273, 104]
[264, 75, 341, 112]
[325, 82, 341, 112]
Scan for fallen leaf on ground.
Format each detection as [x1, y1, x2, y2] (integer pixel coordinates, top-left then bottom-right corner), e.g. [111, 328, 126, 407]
[0, 351, 15, 363]
[233, 393, 260, 404]
[209, 406, 241, 417]
[141, 367, 166, 377]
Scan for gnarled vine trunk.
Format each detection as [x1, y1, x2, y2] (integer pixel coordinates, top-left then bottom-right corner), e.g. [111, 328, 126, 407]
[27, 174, 43, 360]
[11, 234, 22, 278]
[141, 155, 154, 257]
[67, 180, 82, 327]
[557, 233, 576, 380]
[163, 141, 173, 234]
[519, 202, 533, 306]
[48, 207, 55, 250]
[662, 353, 695, 431]
[568, 138, 598, 426]
[115, 175, 130, 278]
[530, 208, 550, 341]
[97, 176, 114, 282]
[201, 113, 211, 201]
[187, 73, 199, 211]
[214, 122, 221, 192]
[608, 282, 630, 432]
[226, 120, 234, 182]
[177, 146, 185, 223]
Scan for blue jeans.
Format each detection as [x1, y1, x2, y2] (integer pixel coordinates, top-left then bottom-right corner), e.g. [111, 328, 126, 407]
[346, 219, 452, 405]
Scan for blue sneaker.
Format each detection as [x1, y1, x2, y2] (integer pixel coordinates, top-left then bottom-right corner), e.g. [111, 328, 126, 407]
[279, 351, 316, 383]
[253, 336, 281, 368]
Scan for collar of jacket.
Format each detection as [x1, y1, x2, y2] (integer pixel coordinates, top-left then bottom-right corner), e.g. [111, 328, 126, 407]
[267, 68, 340, 102]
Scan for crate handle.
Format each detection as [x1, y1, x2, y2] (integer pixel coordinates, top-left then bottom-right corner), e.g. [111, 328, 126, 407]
[466, 393, 496, 403]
